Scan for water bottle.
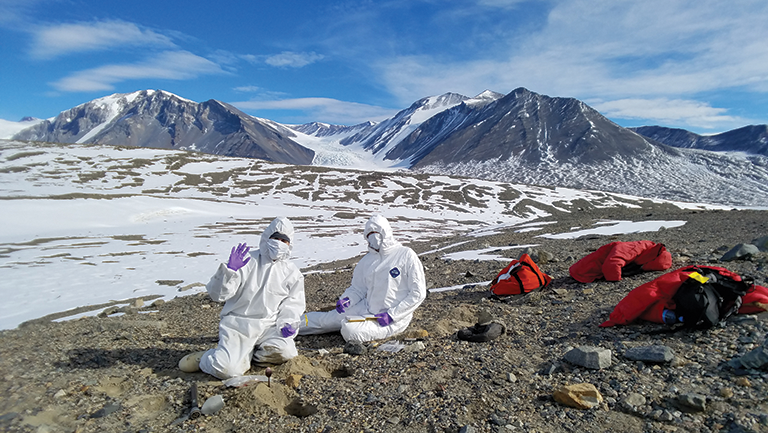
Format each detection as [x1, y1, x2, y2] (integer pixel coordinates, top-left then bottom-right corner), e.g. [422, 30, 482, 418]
[662, 309, 678, 325]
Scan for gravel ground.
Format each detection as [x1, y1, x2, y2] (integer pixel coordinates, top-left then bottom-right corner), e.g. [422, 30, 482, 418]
[1, 205, 767, 433]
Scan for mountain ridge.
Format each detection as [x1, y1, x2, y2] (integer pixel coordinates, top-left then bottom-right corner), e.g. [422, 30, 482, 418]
[630, 124, 768, 156]
[9, 88, 768, 207]
[12, 90, 315, 165]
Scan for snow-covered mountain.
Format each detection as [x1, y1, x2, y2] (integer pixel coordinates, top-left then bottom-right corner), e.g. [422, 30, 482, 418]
[631, 125, 768, 156]
[288, 92, 478, 168]
[12, 90, 314, 165]
[289, 88, 768, 207]
[10, 88, 768, 207]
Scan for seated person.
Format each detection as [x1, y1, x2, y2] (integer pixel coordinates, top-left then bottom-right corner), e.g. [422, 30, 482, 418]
[299, 214, 426, 342]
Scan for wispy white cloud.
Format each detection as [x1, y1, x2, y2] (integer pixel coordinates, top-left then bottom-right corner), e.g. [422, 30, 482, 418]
[265, 51, 324, 68]
[231, 97, 397, 125]
[233, 85, 261, 93]
[51, 51, 225, 92]
[30, 20, 175, 59]
[591, 98, 742, 129]
[375, 0, 768, 129]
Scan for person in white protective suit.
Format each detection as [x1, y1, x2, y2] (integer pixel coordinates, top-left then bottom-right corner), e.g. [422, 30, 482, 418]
[298, 214, 426, 342]
[178, 217, 305, 379]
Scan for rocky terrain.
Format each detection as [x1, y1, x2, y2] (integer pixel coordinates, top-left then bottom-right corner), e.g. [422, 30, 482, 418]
[1, 205, 767, 433]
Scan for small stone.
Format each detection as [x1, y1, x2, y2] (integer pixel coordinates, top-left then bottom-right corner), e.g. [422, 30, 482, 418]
[564, 346, 612, 370]
[720, 387, 734, 398]
[624, 345, 675, 363]
[753, 235, 768, 252]
[506, 373, 518, 383]
[538, 250, 555, 263]
[489, 412, 504, 425]
[677, 393, 707, 412]
[736, 377, 752, 387]
[582, 288, 594, 295]
[720, 243, 760, 261]
[402, 329, 429, 339]
[553, 383, 604, 409]
[285, 374, 302, 388]
[90, 403, 121, 418]
[130, 298, 144, 308]
[476, 309, 494, 325]
[344, 341, 367, 356]
[736, 345, 768, 369]
[459, 425, 476, 433]
[541, 362, 559, 375]
[622, 392, 646, 408]
[0, 413, 19, 423]
[53, 389, 67, 399]
[99, 306, 120, 317]
[405, 341, 426, 352]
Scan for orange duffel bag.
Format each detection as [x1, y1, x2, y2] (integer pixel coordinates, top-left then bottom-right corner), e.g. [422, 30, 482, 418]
[490, 253, 552, 296]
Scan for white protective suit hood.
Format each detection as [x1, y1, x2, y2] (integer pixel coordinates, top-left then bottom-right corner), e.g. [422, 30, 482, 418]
[364, 214, 399, 254]
[260, 217, 295, 261]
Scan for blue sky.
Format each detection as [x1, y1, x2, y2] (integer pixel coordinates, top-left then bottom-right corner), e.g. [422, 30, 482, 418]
[1, 0, 767, 133]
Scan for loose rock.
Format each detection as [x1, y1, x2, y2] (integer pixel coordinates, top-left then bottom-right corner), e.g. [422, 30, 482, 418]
[553, 383, 604, 409]
[564, 346, 612, 369]
[677, 393, 707, 412]
[721, 243, 760, 261]
[624, 345, 675, 363]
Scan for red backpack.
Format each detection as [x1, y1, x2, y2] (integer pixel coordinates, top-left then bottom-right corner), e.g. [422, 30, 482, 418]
[490, 254, 552, 296]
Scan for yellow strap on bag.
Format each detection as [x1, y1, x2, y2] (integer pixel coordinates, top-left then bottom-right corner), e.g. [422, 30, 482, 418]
[687, 271, 710, 284]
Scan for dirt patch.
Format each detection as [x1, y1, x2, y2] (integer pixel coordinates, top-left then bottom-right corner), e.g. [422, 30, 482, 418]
[228, 382, 293, 416]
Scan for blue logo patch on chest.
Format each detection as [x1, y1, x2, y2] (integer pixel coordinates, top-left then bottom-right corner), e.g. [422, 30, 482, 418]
[389, 267, 401, 278]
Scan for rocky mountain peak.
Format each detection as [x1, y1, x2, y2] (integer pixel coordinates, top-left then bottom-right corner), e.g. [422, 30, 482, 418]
[12, 89, 314, 165]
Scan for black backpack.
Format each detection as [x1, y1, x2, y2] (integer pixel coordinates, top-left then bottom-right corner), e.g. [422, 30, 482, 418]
[672, 268, 754, 329]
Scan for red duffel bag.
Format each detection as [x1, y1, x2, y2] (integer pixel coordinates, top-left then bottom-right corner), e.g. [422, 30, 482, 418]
[490, 254, 552, 296]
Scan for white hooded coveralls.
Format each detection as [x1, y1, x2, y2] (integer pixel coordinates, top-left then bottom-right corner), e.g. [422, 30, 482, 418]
[299, 215, 426, 342]
[200, 217, 305, 379]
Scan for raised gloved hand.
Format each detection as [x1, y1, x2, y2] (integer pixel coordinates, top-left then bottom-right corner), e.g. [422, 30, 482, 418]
[280, 324, 297, 338]
[335, 297, 351, 314]
[227, 243, 251, 271]
[374, 312, 393, 327]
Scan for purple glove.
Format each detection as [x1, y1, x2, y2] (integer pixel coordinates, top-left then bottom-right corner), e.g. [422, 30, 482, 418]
[335, 297, 351, 314]
[227, 243, 250, 271]
[375, 312, 393, 327]
[280, 324, 297, 338]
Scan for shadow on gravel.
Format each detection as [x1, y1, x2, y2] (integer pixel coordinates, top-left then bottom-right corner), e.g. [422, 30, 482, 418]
[55, 347, 188, 371]
[161, 335, 218, 345]
[294, 332, 346, 350]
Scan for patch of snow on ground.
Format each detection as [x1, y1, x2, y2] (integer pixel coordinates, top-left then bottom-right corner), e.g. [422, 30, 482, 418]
[441, 245, 539, 261]
[539, 220, 686, 239]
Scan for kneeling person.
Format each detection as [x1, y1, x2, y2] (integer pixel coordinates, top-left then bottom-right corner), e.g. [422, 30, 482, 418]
[179, 217, 305, 379]
[299, 214, 426, 342]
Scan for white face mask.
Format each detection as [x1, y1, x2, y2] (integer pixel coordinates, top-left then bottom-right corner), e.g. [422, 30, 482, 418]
[266, 239, 291, 261]
[367, 232, 383, 251]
